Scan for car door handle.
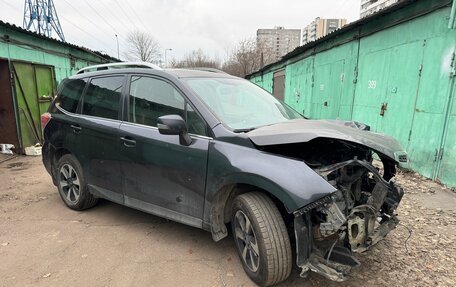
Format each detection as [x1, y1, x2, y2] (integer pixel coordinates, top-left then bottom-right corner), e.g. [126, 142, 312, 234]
[120, 136, 136, 147]
[70, 124, 82, 133]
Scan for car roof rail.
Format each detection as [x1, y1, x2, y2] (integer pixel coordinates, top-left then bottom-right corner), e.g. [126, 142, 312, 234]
[76, 62, 163, 74]
[190, 67, 229, 74]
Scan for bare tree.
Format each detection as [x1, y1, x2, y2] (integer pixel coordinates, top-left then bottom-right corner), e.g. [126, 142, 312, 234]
[222, 38, 275, 77]
[170, 49, 220, 69]
[256, 39, 276, 67]
[123, 30, 161, 63]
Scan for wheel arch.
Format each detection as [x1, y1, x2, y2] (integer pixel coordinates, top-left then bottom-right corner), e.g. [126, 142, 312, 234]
[205, 140, 337, 242]
[208, 179, 293, 242]
[49, 146, 72, 185]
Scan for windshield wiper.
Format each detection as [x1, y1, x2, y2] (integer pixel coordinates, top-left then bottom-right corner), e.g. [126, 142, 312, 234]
[233, 122, 281, 133]
[233, 127, 257, 133]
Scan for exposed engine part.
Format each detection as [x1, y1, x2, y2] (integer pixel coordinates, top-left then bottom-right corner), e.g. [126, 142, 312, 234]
[347, 210, 376, 252]
[367, 182, 389, 209]
[260, 138, 398, 181]
[349, 213, 399, 253]
[300, 251, 360, 282]
[262, 137, 404, 281]
[293, 155, 403, 281]
[318, 192, 347, 237]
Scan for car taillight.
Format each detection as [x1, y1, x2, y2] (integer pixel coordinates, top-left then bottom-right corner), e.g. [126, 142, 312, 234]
[41, 112, 52, 129]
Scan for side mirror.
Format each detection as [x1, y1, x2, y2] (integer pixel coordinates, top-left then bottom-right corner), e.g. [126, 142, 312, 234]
[157, 115, 192, 146]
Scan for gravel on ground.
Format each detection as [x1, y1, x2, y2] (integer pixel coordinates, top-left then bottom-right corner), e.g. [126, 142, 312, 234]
[0, 155, 455, 286]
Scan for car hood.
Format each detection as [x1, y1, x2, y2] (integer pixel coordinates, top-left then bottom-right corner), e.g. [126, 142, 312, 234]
[247, 119, 407, 163]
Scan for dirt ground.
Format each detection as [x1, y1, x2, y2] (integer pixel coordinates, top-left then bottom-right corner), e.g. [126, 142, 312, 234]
[0, 155, 455, 287]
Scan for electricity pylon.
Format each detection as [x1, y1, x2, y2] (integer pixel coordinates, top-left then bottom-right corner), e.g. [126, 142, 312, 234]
[23, 0, 65, 41]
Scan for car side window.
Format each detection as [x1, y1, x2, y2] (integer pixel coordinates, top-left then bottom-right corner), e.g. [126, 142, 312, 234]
[186, 104, 208, 136]
[55, 78, 87, 113]
[81, 76, 123, 120]
[129, 76, 207, 136]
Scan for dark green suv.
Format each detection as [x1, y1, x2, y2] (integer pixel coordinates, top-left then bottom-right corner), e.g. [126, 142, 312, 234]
[42, 62, 407, 286]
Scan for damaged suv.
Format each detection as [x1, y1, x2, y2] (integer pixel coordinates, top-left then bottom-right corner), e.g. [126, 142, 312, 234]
[42, 63, 407, 286]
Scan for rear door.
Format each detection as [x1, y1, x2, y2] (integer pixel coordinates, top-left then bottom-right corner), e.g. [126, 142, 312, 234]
[119, 75, 209, 227]
[73, 75, 125, 203]
[35, 65, 55, 118]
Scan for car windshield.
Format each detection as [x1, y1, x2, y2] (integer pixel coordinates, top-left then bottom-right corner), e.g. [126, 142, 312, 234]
[184, 77, 304, 131]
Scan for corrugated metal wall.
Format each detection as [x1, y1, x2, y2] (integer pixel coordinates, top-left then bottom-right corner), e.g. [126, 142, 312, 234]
[248, 0, 456, 187]
[0, 23, 114, 83]
[0, 22, 116, 152]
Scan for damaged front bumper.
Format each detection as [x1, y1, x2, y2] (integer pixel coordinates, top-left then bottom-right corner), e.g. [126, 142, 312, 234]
[293, 159, 404, 281]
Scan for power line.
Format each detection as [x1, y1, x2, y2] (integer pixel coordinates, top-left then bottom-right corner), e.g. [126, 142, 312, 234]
[119, 0, 149, 31]
[0, 0, 116, 56]
[97, 0, 134, 33]
[59, 0, 121, 55]
[79, 0, 131, 51]
[58, 16, 117, 55]
[82, 0, 120, 35]
[61, 0, 113, 37]
[130, 7, 149, 31]
[111, 0, 142, 31]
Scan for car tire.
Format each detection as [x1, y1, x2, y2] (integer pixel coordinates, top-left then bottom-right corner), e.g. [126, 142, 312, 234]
[56, 154, 98, 211]
[231, 192, 292, 286]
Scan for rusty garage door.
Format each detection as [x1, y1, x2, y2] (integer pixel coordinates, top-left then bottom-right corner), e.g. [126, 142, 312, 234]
[0, 60, 18, 150]
[273, 69, 285, 101]
[10, 61, 56, 152]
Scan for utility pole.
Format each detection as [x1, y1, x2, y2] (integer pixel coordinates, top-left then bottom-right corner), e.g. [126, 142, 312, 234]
[23, 0, 65, 41]
[115, 34, 120, 59]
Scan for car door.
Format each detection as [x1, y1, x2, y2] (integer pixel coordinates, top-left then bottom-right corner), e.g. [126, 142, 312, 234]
[119, 75, 210, 227]
[72, 75, 126, 204]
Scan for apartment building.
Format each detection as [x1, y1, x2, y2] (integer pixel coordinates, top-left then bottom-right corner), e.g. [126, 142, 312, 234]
[302, 18, 347, 44]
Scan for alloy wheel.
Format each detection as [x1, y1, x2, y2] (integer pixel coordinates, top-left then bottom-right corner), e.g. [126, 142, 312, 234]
[59, 164, 81, 203]
[234, 210, 260, 272]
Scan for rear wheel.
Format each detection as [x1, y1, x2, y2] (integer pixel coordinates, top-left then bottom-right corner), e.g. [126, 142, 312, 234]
[56, 154, 98, 210]
[231, 192, 292, 286]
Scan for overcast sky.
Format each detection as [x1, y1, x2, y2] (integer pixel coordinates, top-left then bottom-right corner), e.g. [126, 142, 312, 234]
[0, 0, 361, 62]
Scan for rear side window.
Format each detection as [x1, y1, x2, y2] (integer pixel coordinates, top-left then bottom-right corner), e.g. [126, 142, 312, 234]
[82, 76, 123, 120]
[55, 79, 86, 113]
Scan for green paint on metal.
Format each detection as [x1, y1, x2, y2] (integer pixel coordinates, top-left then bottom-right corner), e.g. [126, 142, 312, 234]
[284, 57, 314, 117]
[0, 21, 117, 153]
[249, 0, 456, 187]
[438, 77, 456, 186]
[251, 72, 274, 94]
[12, 62, 42, 148]
[0, 22, 116, 84]
[449, 0, 456, 28]
[34, 65, 55, 117]
[12, 62, 55, 150]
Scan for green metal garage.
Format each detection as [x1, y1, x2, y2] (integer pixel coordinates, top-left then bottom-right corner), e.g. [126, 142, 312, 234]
[0, 21, 117, 153]
[247, 0, 456, 187]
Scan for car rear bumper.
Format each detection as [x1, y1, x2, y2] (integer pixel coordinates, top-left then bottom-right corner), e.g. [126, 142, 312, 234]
[41, 141, 52, 176]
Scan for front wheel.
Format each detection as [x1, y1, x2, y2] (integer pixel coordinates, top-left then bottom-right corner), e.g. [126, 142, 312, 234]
[231, 192, 292, 286]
